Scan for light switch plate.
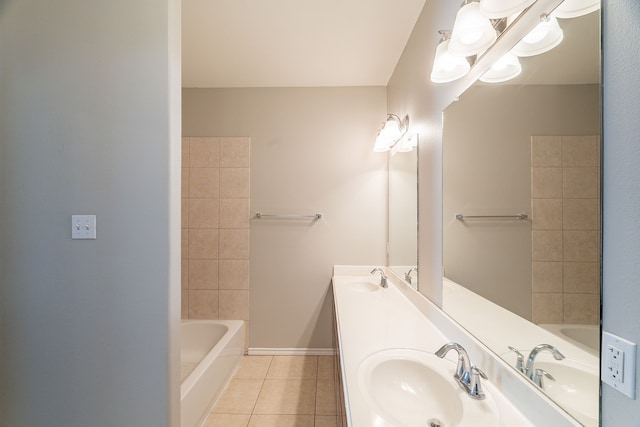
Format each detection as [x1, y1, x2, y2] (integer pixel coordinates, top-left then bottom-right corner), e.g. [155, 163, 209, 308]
[602, 330, 636, 399]
[72, 215, 96, 240]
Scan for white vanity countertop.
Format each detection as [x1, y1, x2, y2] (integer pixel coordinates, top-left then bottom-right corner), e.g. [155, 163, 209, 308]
[332, 266, 538, 427]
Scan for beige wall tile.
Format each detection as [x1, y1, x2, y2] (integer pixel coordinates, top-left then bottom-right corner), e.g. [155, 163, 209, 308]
[248, 415, 314, 427]
[531, 136, 562, 167]
[563, 167, 599, 198]
[188, 290, 219, 319]
[562, 135, 600, 167]
[219, 259, 250, 290]
[317, 356, 336, 381]
[532, 262, 563, 293]
[564, 293, 600, 324]
[220, 290, 250, 320]
[188, 259, 219, 289]
[212, 379, 263, 414]
[220, 168, 250, 198]
[182, 229, 189, 259]
[181, 259, 189, 290]
[564, 262, 600, 293]
[253, 380, 316, 414]
[181, 198, 189, 229]
[181, 290, 189, 319]
[532, 293, 563, 324]
[190, 136, 220, 167]
[220, 229, 250, 259]
[564, 230, 600, 262]
[182, 137, 190, 168]
[266, 356, 318, 380]
[235, 356, 273, 380]
[190, 167, 220, 198]
[221, 137, 251, 168]
[220, 198, 250, 229]
[532, 199, 562, 230]
[315, 381, 337, 415]
[204, 414, 250, 427]
[189, 198, 220, 229]
[532, 167, 563, 198]
[182, 167, 190, 198]
[315, 416, 338, 427]
[563, 198, 600, 230]
[532, 230, 563, 261]
[188, 228, 219, 259]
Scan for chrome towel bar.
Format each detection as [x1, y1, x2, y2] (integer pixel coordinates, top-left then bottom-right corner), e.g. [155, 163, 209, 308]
[255, 212, 322, 220]
[455, 213, 528, 220]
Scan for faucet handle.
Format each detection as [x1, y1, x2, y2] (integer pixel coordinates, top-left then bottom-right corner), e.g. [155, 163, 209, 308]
[468, 366, 487, 400]
[507, 346, 525, 373]
[533, 368, 555, 389]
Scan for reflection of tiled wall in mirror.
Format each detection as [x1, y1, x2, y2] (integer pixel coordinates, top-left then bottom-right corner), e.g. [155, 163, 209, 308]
[531, 135, 600, 325]
[181, 137, 251, 327]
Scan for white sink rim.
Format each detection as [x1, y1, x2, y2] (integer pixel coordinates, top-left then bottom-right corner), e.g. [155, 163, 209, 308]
[357, 348, 501, 427]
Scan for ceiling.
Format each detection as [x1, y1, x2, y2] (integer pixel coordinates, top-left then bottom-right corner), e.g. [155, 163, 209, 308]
[181, 0, 427, 88]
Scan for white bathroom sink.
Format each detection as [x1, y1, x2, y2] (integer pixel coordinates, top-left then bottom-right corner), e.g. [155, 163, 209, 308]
[357, 348, 500, 427]
[341, 277, 383, 292]
[534, 360, 599, 427]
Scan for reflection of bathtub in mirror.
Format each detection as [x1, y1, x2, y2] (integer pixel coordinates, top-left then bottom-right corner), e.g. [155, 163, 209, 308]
[443, 277, 599, 427]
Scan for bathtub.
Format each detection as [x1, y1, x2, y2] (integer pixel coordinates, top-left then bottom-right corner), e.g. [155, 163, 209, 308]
[539, 323, 600, 355]
[181, 320, 245, 427]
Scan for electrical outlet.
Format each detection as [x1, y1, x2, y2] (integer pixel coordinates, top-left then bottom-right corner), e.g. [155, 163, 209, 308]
[602, 331, 636, 399]
[72, 215, 96, 240]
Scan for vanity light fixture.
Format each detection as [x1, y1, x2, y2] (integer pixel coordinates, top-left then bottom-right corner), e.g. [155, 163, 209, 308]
[449, 0, 497, 57]
[553, 0, 600, 19]
[373, 114, 410, 153]
[479, 51, 522, 83]
[511, 14, 563, 57]
[430, 31, 472, 83]
[479, 0, 536, 19]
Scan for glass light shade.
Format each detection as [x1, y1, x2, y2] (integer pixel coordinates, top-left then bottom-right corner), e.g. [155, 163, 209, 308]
[373, 116, 402, 152]
[511, 15, 563, 57]
[479, 0, 536, 19]
[479, 52, 522, 83]
[554, 0, 600, 19]
[449, 2, 497, 57]
[431, 39, 471, 83]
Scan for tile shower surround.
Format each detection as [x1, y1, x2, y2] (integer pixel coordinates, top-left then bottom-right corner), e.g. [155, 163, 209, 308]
[531, 135, 600, 324]
[182, 137, 250, 325]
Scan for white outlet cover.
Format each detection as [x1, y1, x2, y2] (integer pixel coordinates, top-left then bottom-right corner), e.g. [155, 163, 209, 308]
[602, 330, 637, 399]
[72, 215, 97, 240]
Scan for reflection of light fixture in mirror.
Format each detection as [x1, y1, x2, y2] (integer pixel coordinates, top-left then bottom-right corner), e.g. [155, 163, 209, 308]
[511, 14, 563, 57]
[373, 114, 410, 152]
[479, 0, 536, 19]
[479, 52, 522, 83]
[553, 0, 600, 19]
[449, 0, 497, 57]
[431, 31, 471, 83]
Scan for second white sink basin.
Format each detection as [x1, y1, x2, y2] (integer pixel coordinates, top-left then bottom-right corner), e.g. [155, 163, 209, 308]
[357, 348, 500, 427]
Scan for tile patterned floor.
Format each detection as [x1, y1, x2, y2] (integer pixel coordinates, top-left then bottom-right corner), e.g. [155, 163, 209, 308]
[203, 355, 337, 427]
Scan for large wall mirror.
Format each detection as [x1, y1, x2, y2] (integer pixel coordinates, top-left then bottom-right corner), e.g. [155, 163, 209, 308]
[441, 6, 600, 427]
[388, 138, 419, 289]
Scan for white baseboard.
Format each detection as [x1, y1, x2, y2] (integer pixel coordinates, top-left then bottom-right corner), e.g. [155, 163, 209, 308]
[248, 347, 336, 356]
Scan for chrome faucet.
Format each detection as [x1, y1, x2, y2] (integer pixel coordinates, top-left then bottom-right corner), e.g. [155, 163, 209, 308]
[507, 346, 526, 374]
[435, 342, 487, 399]
[370, 267, 388, 288]
[404, 267, 418, 284]
[524, 344, 565, 382]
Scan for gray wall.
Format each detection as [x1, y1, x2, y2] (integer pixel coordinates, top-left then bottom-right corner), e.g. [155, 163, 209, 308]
[183, 87, 387, 349]
[0, 1, 181, 426]
[602, 0, 640, 424]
